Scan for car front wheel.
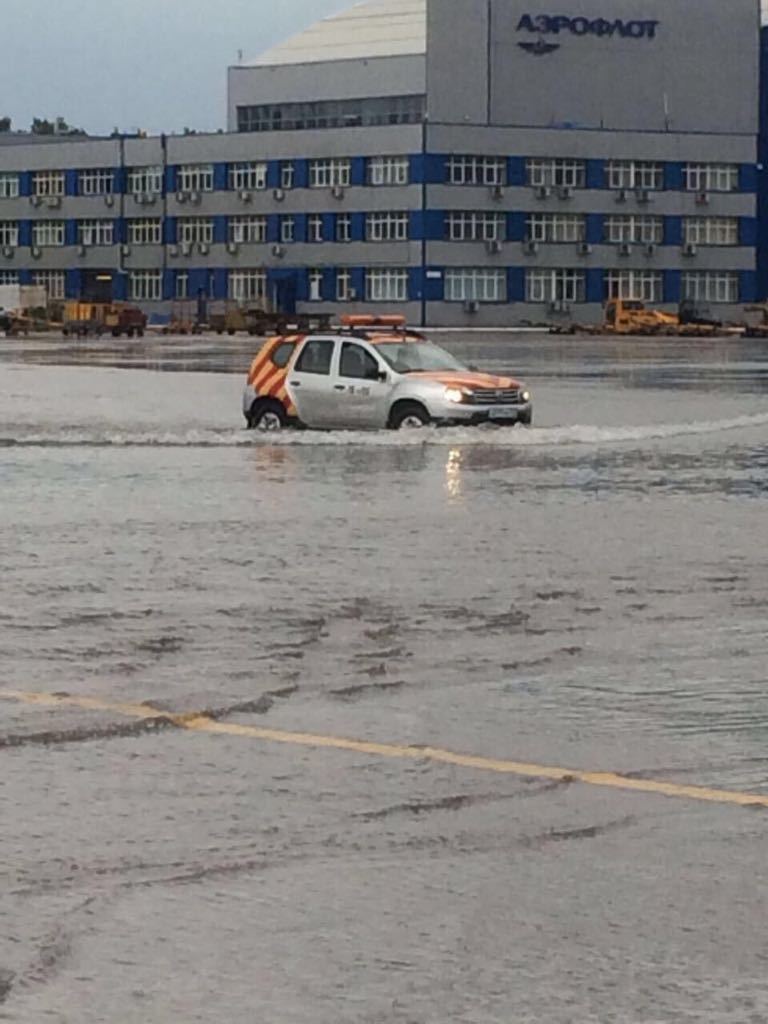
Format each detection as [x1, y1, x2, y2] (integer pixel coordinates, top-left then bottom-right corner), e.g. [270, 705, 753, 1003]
[249, 400, 288, 432]
[389, 402, 431, 430]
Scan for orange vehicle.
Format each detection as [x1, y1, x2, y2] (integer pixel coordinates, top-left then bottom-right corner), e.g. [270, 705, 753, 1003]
[242, 315, 533, 432]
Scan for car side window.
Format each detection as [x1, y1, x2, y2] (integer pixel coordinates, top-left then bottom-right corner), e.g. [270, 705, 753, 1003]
[340, 342, 380, 381]
[271, 341, 295, 369]
[295, 339, 335, 376]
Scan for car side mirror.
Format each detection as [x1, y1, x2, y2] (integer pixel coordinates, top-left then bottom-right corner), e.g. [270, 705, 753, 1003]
[377, 370, 388, 383]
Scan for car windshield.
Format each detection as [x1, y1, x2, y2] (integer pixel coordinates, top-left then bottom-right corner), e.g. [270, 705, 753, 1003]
[376, 341, 467, 374]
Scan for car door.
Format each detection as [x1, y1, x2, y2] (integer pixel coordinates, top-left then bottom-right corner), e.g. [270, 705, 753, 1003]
[285, 337, 339, 427]
[334, 341, 392, 428]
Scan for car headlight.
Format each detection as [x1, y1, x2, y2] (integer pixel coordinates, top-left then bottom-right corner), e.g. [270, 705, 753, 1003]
[445, 387, 468, 404]
[521, 390, 531, 403]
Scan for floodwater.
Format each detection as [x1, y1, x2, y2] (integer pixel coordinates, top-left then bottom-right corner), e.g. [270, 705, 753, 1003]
[1, 332, 768, 1023]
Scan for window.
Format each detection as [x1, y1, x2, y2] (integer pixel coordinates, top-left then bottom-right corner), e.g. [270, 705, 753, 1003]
[526, 269, 585, 303]
[31, 270, 65, 299]
[229, 269, 266, 303]
[446, 212, 505, 242]
[605, 270, 663, 302]
[78, 220, 114, 246]
[309, 158, 351, 189]
[32, 221, 65, 247]
[127, 218, 162, 245]
[127, 165, 163, 196]
[229, 215, 267, 244]
[683, 217, 739, 246]
[447, 156, 506, 187]
[527, 159, 586, 189]
[295, 339, 335, 375]
[176, 272, 189, 300]
[308, 268, 324, 301]
[445, 268, 506, 303]
[605, 215, 663, 244]
[336, 268, 353, 301]
[178, 218, 214, 245]
[79, 168, 114, 196]
[0, 221, 19, 247]
[32, 171, 65, 197]
[178, 164, 214, 193]
[606, 161, 663, 190]
[237, 95, 424, 133]
[280, 162, 295, 190]
[365, 268, 408, 302]
[366, 212, 409, 242]
[280, 216, 295, 244]
[340, 342, 380, 379]
[681, 272, 739, 303]
[129, 270, 162, 301]
[683, 163, 739, 193]
[526, 213, 585, 243]
[0, 173, 19, 199]
[271, 341, 295, 368]
[229, 161, 268, 192]
[0, 271, 19, 285]
[308, 215, 324, 243]
[368, 156, 409, 186]
[336, 214, 352, 243]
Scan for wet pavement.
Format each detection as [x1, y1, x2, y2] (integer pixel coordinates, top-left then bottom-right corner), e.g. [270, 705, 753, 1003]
[1, 332, 768, 1023]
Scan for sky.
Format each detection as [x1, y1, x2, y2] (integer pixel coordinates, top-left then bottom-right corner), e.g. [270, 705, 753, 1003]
[0, 0, 347, 136]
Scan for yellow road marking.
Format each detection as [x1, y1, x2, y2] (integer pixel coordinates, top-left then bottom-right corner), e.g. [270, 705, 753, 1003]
[2, 687, 768, 809]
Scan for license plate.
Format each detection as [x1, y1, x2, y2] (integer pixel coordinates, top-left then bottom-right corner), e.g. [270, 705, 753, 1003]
[488, 407, 517, 419]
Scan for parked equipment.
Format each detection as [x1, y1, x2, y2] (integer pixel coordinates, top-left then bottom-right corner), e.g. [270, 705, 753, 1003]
[62, 301, 147, 338]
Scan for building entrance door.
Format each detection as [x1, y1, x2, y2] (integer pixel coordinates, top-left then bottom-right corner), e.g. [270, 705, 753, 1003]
[82, 271, 114, 302]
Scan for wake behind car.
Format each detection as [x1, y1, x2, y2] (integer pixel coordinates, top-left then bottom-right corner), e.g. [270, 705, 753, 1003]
[242, 315, 533, 432]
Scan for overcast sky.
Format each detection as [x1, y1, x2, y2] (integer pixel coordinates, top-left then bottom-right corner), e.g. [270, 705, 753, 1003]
[0, 0, 346, 136]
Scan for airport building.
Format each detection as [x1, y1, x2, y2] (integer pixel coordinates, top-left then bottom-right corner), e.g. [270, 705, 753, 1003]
[0, 0, 763, 325]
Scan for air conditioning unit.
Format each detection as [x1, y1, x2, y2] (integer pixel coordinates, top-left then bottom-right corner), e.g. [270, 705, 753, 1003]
[331, 185, 345, 199]
[189, 191, 201, 206]
[636, 189, 651, 204]
[619, 242, 633, 256]
[535, 185, 551, 200]
[181, 241, 193, 256]
[645, 243, 657, 256]
[30, 195, 43, 207]
[2, 246, 15, 259]
[198, 242, 210, 255]
[273, 188, 285, 202]
[238, 189, 252, 203]
[31, 246, 42, 259]
[176, 191, 187, 203]
[486, 238, 503, 255]
[683, 242, 697, 256]
[463, 299, 480, 314]
[226, 241, 239, 255]
[169, 244, 179, 257]
[524, 239, 539, 255]
[144, 194, 157, 206]
[578, 242, 592, 256]
[549, 300, 570, 314]
[47, 195, 62, 209]
[104, 194, 115, 207]
[490, 184, 504, 200]
[695, 191, 709, 205]
[134, 194, 146, 206]
[271, 243, 286, 258]
[558, 186, 573, 200]
[616, 189, 629, 203]
[121, 244, 131, 257]
[77, 244, 87, 256]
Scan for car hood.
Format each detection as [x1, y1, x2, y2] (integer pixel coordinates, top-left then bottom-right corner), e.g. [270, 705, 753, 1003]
[408, 370, 522, 389]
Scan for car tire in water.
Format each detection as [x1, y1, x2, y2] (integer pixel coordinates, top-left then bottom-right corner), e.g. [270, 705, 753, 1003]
[519, 411, 533, 427]
[389, 402, 431, 430]
[249, 399, 288, 432]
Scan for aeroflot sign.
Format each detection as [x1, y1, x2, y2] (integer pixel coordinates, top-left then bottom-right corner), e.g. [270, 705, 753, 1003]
[517, 13, 660, 50]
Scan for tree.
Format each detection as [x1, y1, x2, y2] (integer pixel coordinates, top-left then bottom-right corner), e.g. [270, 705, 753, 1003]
[0, 117, 11, 133]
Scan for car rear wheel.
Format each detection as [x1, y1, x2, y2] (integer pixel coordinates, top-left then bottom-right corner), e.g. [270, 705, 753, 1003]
[389, 402, 431, 430]
[250, 399, 287, 432]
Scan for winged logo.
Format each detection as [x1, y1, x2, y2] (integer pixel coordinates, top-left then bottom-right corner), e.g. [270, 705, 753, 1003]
[518, 38, 561, 55]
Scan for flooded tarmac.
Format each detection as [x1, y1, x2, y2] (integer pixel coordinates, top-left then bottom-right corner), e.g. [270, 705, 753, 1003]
[1, 332, 768, 1023]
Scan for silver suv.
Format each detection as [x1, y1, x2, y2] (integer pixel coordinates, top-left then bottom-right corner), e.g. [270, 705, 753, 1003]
[243, 319, 532, 431]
